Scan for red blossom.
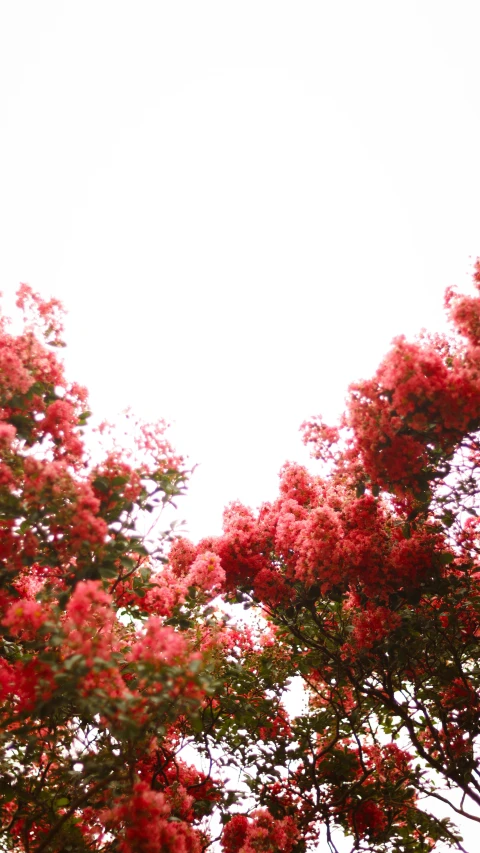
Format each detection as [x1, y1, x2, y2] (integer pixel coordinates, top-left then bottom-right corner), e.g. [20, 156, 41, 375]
[186, 551, 225, 593]
[222, 810, 299, 853]
[2, 598, 49, 640]
[351, 799, 388, 838]
[129, 618, 187, 667]
[168, 537, 198, 578]
[102, 780, 202, 853]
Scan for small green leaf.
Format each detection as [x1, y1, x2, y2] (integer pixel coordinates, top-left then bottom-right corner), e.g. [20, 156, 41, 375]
[98, 563, 119, 579]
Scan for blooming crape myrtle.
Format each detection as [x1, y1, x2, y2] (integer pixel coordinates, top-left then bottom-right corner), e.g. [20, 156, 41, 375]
[5, 263, 480, 853]
[175, 262, 480, 852]
[0, 286, 277, 852]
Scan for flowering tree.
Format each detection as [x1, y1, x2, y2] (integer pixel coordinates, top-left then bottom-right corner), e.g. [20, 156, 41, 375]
[180, 264, 480, 852]
[0, 286, 236, 851]
[2, 265, 480, 852]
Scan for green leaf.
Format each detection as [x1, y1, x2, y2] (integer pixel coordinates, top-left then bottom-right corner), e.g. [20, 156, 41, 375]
[111, 475, 129, 486]
[98, 563, 119, 579]
[64, 654, 84, 671]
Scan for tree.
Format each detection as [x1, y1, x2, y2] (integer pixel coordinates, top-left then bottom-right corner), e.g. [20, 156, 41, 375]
[180, 263, 480, 851]
[0, 286, 230, 851]
[2, 264, 480, 852]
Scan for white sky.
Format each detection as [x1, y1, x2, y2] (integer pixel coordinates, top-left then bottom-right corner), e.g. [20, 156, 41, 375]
[2, 2, 480, 845]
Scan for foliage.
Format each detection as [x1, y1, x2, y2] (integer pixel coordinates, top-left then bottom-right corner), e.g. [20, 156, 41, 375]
[2, 267, 480, 851]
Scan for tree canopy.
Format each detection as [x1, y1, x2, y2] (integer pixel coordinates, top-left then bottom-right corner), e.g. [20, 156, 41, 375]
[2, 270, 480, 852]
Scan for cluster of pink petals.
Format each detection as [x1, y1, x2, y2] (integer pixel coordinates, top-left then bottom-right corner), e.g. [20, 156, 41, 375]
[221, 810, 299, 853]
[2, 598, 49, 641]
[102, 781, 202, 853]
[16, 283, 65, 344]
[301, 264, 480, 501]
[141, 567, 186, 616]
[0, 656, 55, 713]
[187, 463, 447, 602]
[64, 580, 118, 665]
[128, 618, 186, 666]
[0, 422, 16, 448]
[186, 551, 225, 593]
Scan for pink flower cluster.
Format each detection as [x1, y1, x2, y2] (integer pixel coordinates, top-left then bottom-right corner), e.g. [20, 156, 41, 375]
[221, 810, 299, 853]
[64, 580, 118, 665]
[186, 551, 225, 593]
[301, 264, 480, 502]
[101, 781, 202, 853]
[2, 598, 49, 641]
[188, 462, 446, 603]
[128, 618, 187, 666]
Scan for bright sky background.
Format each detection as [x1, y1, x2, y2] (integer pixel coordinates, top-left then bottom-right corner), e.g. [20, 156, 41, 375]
[2, 2, 480, 847]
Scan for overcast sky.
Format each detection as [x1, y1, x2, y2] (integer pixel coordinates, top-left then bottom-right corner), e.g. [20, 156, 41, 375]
[1, 3, 480, 843]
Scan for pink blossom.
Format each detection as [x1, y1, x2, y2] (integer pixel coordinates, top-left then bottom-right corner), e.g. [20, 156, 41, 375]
[103, 781, 201, 853]
[129, 619, 186, 666]
[0, 422, 16, 448]
[3, 599, 48, 639]
[143, 567, 187, 617]
[64, 581, 117, 664]
[186, 551, 225, 593]
[222, 810, 298, 853]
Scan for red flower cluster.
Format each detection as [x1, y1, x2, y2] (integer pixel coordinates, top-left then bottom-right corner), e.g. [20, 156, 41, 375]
[101, 781, 202, 853]
[222, 810, 299, 853]
[187, 463, 447, 603]
[302, 262, 480, 503]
